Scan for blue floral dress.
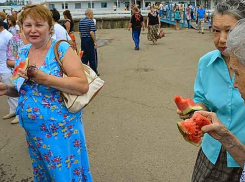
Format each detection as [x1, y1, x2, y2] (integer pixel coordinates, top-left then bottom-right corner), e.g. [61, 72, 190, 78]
[13, 40, 93, 182]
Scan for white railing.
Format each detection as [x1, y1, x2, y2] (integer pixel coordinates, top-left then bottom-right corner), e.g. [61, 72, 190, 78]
[60, 9, 150, 19]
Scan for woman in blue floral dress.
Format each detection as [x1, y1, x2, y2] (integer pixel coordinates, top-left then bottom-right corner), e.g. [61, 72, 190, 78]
[0, 4, 93, 182]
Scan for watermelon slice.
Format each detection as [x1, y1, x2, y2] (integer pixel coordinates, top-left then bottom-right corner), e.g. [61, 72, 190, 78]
[174, 95, 202, 115]
[79, 50, 84, 58]
[11, 58, 29, 80]
[177, 112, 212, 146]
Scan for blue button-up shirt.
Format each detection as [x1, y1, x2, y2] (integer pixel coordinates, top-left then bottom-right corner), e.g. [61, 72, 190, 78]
[194, 50, 245, 167]
[79, 17, 96, 38]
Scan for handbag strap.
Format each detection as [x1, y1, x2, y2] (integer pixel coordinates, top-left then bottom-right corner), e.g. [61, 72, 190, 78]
[54, 39, 71, 75]
[54, 40, 90, 75]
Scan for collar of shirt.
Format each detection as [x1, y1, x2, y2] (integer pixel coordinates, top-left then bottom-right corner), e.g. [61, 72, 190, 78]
[206, 50, 223, 67]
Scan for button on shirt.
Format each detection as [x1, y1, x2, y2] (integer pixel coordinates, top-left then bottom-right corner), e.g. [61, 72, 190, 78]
[79, 17, 96, 38]
[194, 50, 245, 167]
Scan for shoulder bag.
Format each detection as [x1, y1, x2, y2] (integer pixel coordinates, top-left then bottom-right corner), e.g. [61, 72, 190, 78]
[54, 40, 105, 113]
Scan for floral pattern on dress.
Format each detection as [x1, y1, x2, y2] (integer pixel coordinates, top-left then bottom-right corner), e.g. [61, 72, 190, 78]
[13, 39, 93, 182]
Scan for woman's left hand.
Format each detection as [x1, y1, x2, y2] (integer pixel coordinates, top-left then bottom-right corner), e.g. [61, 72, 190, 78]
[18, 66, 43, 82]
[18, 68, 29, 80]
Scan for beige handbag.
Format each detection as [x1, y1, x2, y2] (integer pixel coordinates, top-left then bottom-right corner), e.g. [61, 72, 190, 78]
[54, 40, 105, 113]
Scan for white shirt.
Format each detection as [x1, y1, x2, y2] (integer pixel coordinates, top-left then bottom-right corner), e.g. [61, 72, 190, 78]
[93, 19, 96, 25]
[52, 23, 71, 41]
[8, 25, 20, 35]
[0, 29, 12, 74]
[159, 4, 163, 10]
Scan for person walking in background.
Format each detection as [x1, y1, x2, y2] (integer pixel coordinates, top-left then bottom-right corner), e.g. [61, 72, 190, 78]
[7, 15, 20, 35]
[147, 6, 161, 45]
[159, 2, 164, 18]
[186, 6, 191, 29]
[195, 5, 199, 27]
[91, 12, 100, 76]
[0, 19, 18, 124]
[174, 6, 181, 30]
[196, 4, 206, 34]
[79, 9, 98, 75]
[188, 4, 194, 20]
[0, 12, 8, 30]
[207, 12, 212, 32]
[154, 3, 159, 13]
[51, 8, 72, 42]
[179, 4, 184, 19]
[128, 7, 145, 50]
[63, 10, 77, 51]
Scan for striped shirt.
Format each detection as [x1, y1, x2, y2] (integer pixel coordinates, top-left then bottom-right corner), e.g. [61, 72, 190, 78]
[79, 17, 96, 38]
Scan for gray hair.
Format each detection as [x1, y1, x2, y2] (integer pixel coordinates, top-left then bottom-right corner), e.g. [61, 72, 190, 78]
[226, 18, 245, 66]
[212, 0, 245, 23]
[85, 9, 93, 16]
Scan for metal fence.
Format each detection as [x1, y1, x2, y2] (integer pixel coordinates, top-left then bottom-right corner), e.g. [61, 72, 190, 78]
[63, 9, 212, 28]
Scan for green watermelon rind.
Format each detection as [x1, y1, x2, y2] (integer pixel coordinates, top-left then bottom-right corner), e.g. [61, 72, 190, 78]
[177, 122, 202, 147]
[182, 106, 203, 115]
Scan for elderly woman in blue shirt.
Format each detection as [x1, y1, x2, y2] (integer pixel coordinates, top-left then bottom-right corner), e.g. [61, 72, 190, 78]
[177, 1, 245, 181]
[199, 18, 245, 182]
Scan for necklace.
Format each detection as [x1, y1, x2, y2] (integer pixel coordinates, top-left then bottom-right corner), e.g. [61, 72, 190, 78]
[29, 38, 51, 66]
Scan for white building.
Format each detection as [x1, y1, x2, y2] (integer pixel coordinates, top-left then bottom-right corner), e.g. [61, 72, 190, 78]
[45, 0, 217, 11]
[0, 0, 218, 13]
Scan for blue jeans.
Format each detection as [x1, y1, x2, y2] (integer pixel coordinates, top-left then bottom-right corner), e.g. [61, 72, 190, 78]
[81, 37, 98, 74]
[132, 30, 141, 49]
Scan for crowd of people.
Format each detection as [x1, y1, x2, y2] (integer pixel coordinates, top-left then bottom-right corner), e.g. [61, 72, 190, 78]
[1, 0, 245, 181]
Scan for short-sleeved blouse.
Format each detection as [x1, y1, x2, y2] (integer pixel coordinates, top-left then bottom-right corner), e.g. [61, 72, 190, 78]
[12, 39, 82, 129]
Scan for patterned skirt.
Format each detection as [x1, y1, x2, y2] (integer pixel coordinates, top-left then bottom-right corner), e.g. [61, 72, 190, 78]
[191, 147, 242, 182]
[147, 25, 159, 42]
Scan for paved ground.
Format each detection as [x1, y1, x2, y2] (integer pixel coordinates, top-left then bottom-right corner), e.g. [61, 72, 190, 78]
[0, 27, 215, 182]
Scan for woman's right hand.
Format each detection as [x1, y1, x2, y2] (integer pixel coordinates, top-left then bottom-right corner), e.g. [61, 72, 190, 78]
[177, 109, 194, 119]
[197, 111, 229, 141]
[0, 82, 8, 96]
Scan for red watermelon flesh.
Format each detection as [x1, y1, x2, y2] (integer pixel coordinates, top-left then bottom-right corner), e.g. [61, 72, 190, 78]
[174, 95, 202, 115]
[177, 112, 211, 146]
[11, 58, 29, 80]
[79, 51, 84, 58]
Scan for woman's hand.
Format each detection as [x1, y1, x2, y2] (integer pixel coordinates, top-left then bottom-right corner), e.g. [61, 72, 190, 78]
[0, 82, 8, 96]
[197, 111, 229, 141]
[18, 68, 28, 80]
[18, 67, 46, 83]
